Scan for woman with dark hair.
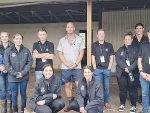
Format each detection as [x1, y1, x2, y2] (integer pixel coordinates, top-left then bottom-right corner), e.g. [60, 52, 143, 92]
[69, 65, 103, 113]
[29, 64, 65, 113]
[116, 31, 139, 113]
[4, 33, 33, 113]
[0, 31, 12, 113]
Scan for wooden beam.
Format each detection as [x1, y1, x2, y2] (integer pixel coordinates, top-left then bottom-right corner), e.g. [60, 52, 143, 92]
[87, 0, 92, 66]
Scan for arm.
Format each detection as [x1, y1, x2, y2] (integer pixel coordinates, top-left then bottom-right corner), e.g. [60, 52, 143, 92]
[20, 49, 33, 76]
[91, 55, 96, 69]
[108, 55, 114, 69]
[85, 82, 103, 112]
[138, 57, 147, 79]
[32, 50, 49, 59]
[3, 49, 19, 76]
[42, 54, 54, 59]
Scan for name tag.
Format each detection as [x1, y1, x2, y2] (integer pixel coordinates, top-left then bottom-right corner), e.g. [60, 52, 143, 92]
[42, 59, 46, 62]
[100, 56, 105, 63]
[126, 59, 130, 66]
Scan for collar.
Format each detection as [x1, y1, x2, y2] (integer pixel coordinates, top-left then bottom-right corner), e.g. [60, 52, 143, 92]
[0, 41, 12, 49]
[42, 75, 54, 85]
[11, 44, 24, 53]
[39, 40, 47, 45]
[96, 41, 106, 45]
[82, 76, 95, 86]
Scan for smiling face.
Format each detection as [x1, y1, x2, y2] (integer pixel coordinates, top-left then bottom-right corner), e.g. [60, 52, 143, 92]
[124, 35, 133, 46]
[38, 31, 47, 42]
[1, 32, 9, 43]
[42, 66, 53, 79]
[13, 35, 23, 46]
[66, 22, 75, 34]
[135, 25, 144, 35]
[97, 30, 105, 42]
[83, 68, 93, 81]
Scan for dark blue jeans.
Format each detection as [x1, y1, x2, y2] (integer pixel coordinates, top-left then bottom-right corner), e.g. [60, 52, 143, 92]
[0, 73, 12, 100]
[9, 80, 28, 106]
[94, 69, 111, 104]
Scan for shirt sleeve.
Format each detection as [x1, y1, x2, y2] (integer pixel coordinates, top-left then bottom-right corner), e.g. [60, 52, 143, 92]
[91, 43, 95, 56]
[109, 44, 115, 56]
[79, 38, 85, 51]
[138, 45, 142, 58]
[49, 43, 54, 54]
[32, 43, 37, 53]
[57, 39, 63, 52]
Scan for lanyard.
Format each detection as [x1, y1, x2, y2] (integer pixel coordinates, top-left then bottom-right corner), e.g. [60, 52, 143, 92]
[39, 41, 46, 53]
[99, 43, 104, 54]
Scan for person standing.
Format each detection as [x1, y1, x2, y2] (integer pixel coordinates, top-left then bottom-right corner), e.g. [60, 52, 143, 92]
[32, 29, 54, 80]
[0, 31, 12, 113]
[4, 33, 33, 113]
[57, 22, 85, 112]
[138, 27, 150, 113]
[116, 32, 139, 113]
[92, 29, 114, 110]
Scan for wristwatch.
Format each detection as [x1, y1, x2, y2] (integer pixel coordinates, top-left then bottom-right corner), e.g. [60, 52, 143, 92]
[75, 63, 78, 67]
[139, 70, 143, 73]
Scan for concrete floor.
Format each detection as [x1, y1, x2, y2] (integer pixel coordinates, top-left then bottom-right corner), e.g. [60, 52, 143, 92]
[1, 69, 149, 113]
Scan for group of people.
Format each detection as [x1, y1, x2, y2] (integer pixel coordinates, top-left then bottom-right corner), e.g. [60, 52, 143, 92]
[0, 21, 150, 113]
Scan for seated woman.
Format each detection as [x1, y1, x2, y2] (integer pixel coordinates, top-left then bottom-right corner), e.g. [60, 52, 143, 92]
[69, 65, 103, 113]
[29, 64, 65, 113]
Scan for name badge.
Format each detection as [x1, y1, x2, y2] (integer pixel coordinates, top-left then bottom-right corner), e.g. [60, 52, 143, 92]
[100, 56, 105, 63]
[126, 59, 130, 66]
[42, 59, 46, 62]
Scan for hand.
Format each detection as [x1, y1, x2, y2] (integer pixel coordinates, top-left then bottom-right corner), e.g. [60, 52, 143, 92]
[65, 63, 72, 69]
[53, 94, 57, 100]
[125, 68, 129, 73]
[84, 110, 87, 113]
[80, 107, 85, 113]
[16, 72, 23, 78]
[70, 64, 76, 70]
[37, 100, 45, 106]
[140, 72, 148, 79]
[146, 74, 150, 81]
[3, 70, 7, 73]
[0, 65, 5, 71]
[108, 67, 111, 70]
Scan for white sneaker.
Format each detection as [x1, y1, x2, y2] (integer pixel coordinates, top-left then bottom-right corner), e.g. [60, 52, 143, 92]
[119, 104, 125, 112]
[130, 106, 136, 113]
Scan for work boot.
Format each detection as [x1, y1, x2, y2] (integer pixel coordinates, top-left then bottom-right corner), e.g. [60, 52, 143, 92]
[64, 97, 74, 112]
[7, 100, 12, 113]
[1, 100, 7, 113]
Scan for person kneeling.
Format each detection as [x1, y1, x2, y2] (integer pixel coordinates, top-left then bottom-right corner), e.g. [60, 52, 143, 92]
[69, 66, 103, 113]
[29, 64, 65, 113]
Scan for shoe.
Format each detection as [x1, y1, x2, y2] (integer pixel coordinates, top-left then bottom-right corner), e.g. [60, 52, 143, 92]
[7, 100, 12, 113]
[64, 97, 74, 112]
[104, 103, 112, 111]
[130, 106, 136, 113]
[119, 104, 125, 112]
[1, 100, 7, 113]
[138, 111, 146, 113]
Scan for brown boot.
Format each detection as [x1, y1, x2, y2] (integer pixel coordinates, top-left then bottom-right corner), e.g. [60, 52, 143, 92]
[1, 100, 7, 113]
[104, 103, 112, 111]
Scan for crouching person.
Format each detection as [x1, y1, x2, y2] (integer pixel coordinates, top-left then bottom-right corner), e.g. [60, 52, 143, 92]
[69, 66, 103, 113]
[29, 64, 65, 113]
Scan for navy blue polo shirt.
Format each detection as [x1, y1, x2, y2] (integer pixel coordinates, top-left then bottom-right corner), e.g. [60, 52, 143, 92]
[92, 41, 114, 69]
[138, 42, 150, 74]
[32, 40, 54, 71]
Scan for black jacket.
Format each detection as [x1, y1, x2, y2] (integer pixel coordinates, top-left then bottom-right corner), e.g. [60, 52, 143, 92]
[115, 45, 139, 78]
[3, 44, 33, 82]
[132, 35, 148, 48]
[29, 75, 61, 111]
[77, 77, 103, 113]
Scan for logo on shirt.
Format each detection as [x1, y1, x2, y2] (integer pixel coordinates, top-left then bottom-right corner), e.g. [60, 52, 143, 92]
[46, 49, 49, 51]
[81, 85, 85, 90]
[12, 53, 16, 57]
[106, 48, 108, 51]
[41, 87, 45, 93]
[121, 52, 123, 56]
[24, 53, 27, 55]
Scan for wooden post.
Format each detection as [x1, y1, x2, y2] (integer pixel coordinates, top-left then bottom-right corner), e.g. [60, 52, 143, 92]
[87, 0, 92, 66]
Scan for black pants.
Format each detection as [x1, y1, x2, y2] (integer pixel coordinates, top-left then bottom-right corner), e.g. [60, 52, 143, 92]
[35, 98, 65, 113]
[117, 74, 139, 106]
[69, 100, 99, 113]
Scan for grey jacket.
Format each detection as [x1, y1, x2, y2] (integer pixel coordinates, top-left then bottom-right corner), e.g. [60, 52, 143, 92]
[77, 77, 103, 113]
[115, 45, 139, 78]
[3, 44, 33, 82]
[29, 75, 61, 112]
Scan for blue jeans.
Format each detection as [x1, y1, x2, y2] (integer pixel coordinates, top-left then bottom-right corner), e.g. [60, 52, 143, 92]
[140, 75, 150, 113]
[94, 69, 111, 104]
[0, 73, 12, 100]
[35, 71, 43, 80]
[9, 80, 28, 106]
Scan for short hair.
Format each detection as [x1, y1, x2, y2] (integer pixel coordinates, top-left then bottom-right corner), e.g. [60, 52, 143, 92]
[124, 31, 133, 39]
[97, 29, 105, 34]
[0, 31, 10, 37]
[135, 23, 144, 29]
[38, 29, 47, 34]
[13, 33, 24, 39]
[66, 22, 74, 28]
[82, 65, 93, 73]
[42, 64, 54, 73]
